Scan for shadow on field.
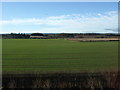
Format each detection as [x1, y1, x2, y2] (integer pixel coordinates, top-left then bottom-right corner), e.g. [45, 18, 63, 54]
[2, 71, 120, 89]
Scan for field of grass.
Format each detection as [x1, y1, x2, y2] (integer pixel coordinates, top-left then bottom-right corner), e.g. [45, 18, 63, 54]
[2, 39, 118, 74]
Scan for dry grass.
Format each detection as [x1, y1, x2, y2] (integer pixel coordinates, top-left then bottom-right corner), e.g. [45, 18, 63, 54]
[2, 71, 120, 89]
[67, 38, 119, 42]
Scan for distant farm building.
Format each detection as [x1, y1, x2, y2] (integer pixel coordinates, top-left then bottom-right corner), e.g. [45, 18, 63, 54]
[30, 33, 48, 39]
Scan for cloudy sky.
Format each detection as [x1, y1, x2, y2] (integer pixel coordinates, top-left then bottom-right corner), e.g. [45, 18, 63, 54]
[1, 2, 118, 33]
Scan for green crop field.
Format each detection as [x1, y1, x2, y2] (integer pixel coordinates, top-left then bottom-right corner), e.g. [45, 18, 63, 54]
[2, 39, 118, 74]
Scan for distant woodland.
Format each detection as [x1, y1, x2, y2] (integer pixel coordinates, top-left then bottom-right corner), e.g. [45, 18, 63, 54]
[1, 33, 120, 39]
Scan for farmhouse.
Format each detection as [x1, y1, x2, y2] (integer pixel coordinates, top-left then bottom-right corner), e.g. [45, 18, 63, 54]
[30, 36, 48, 39]
[30, 33, 48, 39]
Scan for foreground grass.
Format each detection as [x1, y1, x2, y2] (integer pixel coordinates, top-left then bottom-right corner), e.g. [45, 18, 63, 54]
[2, 39, 118, 74]
[3, 72, 119, 88]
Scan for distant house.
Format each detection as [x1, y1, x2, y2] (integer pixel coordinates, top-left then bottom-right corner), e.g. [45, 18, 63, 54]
[30, 36, 48, 39]
[30, 33, 48, 39]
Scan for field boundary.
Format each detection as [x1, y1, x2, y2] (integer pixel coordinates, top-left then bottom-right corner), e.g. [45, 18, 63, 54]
[67, 38, 120, 42]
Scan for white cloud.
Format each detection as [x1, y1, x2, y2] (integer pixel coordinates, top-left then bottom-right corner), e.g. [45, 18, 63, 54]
[1, 11, 118, 33]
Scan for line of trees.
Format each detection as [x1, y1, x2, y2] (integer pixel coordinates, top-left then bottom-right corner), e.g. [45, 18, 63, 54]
[2, 33, 30, 39]
[2, 33, 120, 39]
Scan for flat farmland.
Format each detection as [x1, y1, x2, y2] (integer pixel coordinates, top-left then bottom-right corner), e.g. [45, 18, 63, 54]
[2, 39, 118, 74]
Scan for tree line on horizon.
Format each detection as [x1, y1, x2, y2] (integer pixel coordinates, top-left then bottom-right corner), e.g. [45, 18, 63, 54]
[1, 33, 120, 39]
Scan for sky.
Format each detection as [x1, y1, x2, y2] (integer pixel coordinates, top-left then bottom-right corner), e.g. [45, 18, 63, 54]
[1, 2, 118, 33]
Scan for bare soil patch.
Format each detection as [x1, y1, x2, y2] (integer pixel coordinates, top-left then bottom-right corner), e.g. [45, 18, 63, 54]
[67, 38, 120, 42]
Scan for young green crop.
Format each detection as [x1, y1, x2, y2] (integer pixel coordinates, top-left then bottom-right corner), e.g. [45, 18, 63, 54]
[2, 39, 118, 74]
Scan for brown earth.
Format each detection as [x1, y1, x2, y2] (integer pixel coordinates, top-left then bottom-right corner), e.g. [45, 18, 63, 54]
[67, 38, 120, 42]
